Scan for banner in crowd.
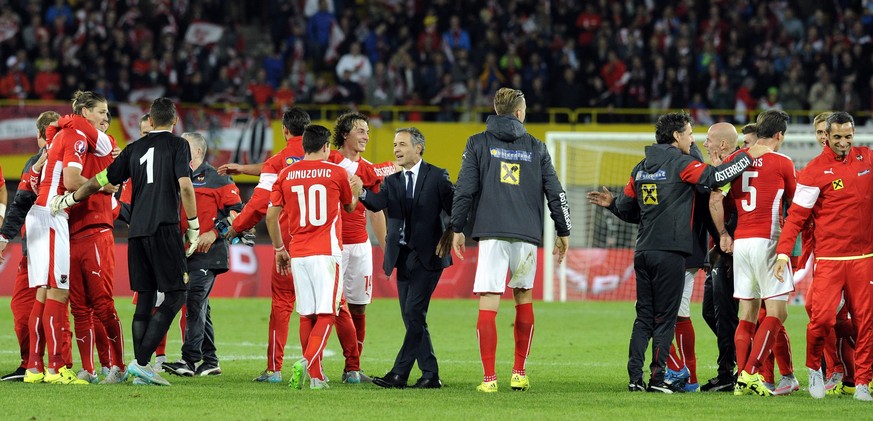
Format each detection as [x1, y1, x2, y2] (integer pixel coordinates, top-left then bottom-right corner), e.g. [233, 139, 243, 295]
[0, 244, 813, 301]
[115, 104, 273, 167]
[0, 103, 69, 154]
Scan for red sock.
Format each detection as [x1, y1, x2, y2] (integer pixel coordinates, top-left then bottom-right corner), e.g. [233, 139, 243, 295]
[73, 317, 95, 374]
[759, 344, 775, 383]
[334, 306, 360, 372]
[43, 298, 69, 371]
[513, 303, 534, 375]
[675, 319, 697, 383]
[299, 316, 315, 352]
[351, 313, 366, 355]
[667, 344, 684, 371]
[773, 325, 794, 377]
[477, 310, 498, 382]
[304, 315, 335, 380]
[743, 316, 782, 374]
[156, 334, 167, 356]
[735, 320, 756, 372]
[27, 300, 46, 372]
[62, 311, 72, 369]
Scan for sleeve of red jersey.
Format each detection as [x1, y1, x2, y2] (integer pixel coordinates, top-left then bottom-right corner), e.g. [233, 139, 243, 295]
[0, 164, 5, 189]
[679, 151, 751, 188]
[357, 160, 385, 192]
[775, 168, 819, 256]
[232, 160, 279, 232]
[63, 137, 85, 171]
[60, 114, 113, 157]
[219, 182, 243, 209]
[269, 176, 285, 208]
[120, 179, 132, 204]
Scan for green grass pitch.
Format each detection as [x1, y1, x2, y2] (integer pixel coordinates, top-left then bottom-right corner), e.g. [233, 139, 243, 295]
[0, 297, 870, 419]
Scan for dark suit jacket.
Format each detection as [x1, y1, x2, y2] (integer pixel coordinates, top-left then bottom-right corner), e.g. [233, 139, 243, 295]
[361, 160, 454, 276]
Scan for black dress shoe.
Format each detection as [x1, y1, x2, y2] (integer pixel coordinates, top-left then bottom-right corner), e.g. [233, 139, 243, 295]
[373, 373, 407, 389]
[413, 377, 442, 389]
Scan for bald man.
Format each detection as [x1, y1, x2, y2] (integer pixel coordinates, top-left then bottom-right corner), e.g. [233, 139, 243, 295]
[700, 122, 741, 392]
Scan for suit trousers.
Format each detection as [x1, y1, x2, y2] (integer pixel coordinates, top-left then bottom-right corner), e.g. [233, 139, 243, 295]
[391, 246, 442, 380]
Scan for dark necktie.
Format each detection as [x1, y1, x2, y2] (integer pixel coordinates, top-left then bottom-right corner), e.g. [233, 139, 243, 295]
[405, 171, 414, 199]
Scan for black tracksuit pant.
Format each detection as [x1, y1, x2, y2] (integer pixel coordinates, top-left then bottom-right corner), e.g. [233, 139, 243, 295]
[701, 252, 739, 379]
[628, 250, 686, 384]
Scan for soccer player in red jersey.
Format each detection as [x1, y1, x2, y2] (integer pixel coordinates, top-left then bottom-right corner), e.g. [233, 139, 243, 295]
[225, 108, 310, 383]
[24, 91, 114, 385]
[266, 124, 362, 389]
[60, 112, 127, 384]
[774, 111, 873, 401]
[0, 111, 59, 382]
[718, 111, 798, 397]
[327, 112, 395, 383]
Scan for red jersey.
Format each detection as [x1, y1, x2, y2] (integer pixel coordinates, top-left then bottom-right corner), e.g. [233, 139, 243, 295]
[776, 145, 873, 258]
[327, 153, 395, 244]
[65, 118, 119, 235]
[270, 160, 352, 258]
[35, 115, 113, 208]
[232, 136, 305, 236]
[725, 150, 796, 240]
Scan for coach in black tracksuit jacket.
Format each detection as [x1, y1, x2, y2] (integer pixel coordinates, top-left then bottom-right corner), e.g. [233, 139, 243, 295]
[608, 113, 768, 392]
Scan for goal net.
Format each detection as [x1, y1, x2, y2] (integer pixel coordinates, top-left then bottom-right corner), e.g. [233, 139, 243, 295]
[542, 128, 873, 302]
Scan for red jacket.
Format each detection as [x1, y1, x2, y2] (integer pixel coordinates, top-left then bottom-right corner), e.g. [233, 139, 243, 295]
[776, 145, 873, 258]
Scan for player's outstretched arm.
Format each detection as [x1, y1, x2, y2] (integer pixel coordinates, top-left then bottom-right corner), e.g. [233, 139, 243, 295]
[217, 162, 262, 176]
[50, 175, 104, 215]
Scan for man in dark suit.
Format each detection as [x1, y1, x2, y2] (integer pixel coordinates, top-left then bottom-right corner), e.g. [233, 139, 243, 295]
[360, 127, 454, 389]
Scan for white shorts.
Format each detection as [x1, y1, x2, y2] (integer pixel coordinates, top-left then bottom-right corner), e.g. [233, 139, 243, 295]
[341, 242, 373, 305]
[292, 255, 343, 316]
[473, 238, 537, 294]
[25, 205, 70, 289]
[678, 269, 696, 318]
[733, 238, 795, 300]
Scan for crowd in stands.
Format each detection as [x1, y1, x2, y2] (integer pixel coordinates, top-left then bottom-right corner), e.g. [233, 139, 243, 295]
[2, 0, 873, 123]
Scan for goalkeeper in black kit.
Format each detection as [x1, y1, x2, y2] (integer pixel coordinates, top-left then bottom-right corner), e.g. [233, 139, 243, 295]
[587, 112, 771, 393]
[52, 98, 199, 386]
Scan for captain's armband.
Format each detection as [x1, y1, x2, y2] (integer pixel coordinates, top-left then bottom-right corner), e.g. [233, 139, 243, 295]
[95, 169, 110, 187]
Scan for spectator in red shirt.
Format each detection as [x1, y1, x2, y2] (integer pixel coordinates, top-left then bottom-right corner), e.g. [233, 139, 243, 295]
[33, 59, 61, 100]
[0, 56, 32, 99]
[247, 69, 274, 109]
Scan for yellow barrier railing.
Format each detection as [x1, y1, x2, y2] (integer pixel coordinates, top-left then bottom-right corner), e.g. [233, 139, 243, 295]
[3, 99, 868, 126]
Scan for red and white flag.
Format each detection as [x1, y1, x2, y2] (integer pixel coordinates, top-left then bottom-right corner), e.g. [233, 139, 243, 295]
[184, 22, 224, 46]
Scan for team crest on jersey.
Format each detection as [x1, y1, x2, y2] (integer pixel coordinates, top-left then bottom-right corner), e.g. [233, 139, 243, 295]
[285, 156, 301, 166]
[183, 272, 189, 284]
[500, 161, 520, 185]
[59, 275, 68, 284]
[858, 154, 864, 161]
[74, 140, 86, 155]
[832, 179, 844, 190]
[641, 183, 658, 205]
